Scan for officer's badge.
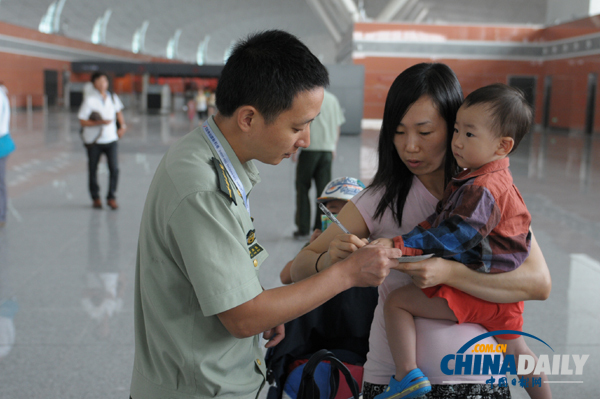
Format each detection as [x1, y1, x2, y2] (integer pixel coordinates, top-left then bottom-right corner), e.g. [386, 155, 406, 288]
[211, 157, 236, 205]
[246, 229, 256, 245]
[249, 243, 264, 259]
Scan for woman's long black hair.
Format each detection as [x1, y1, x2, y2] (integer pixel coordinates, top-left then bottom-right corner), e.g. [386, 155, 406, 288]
[370, 63, 463, 227]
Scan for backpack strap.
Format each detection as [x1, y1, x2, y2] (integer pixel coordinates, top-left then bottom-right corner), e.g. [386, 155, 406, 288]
[297, 349, 360, 399]
[111, 92, 121, 130]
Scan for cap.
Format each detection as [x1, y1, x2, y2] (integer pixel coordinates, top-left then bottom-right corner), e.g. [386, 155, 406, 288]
[317, 177, 365, 203]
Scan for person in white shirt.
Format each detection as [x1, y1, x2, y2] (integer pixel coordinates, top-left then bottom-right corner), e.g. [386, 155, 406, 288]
[78, 72, 127, 210]
[195, 89, 208, 122]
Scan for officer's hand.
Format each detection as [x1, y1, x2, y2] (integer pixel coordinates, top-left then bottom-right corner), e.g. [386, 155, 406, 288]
[328, 234, 369, 265]
[341, 244, 402, 287]
[263, 324, 285, 348]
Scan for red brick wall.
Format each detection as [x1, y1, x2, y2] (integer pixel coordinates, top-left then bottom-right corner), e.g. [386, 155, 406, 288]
[355, 56, 546, 124]
[0, 20, 172, 107]
[0, 52, 70, 107]
[355, 17, 600, 132]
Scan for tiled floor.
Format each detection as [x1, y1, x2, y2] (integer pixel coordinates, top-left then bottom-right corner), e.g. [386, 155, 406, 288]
[0, 110, 598, 398]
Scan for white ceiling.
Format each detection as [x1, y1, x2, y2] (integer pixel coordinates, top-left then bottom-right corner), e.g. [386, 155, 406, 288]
[0, 0, 550, 64]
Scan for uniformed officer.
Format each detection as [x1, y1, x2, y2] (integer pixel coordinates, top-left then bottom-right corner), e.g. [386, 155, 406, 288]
[130, 30, 402, 399]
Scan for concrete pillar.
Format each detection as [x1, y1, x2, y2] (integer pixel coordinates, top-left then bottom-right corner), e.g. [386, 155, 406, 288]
[62, 70, 71, 110]
[141, 73, 149, 112]
[26, 95, 33, 115]
[160, 84, 171, 114]
[10, 95, 17, 114]
[64, 82, 71, 109]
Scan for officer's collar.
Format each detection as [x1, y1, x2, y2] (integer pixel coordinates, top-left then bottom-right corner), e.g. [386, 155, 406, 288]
[206, 116, 260, 191]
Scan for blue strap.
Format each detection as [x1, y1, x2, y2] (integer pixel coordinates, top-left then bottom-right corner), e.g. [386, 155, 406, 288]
[203, 122, 250, 215]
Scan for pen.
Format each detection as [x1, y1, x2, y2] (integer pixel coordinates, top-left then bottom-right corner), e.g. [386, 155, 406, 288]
[318, 203, 351, 234]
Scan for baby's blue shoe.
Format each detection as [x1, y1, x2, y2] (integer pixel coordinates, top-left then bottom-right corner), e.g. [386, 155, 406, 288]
[373, 368, 432, 399]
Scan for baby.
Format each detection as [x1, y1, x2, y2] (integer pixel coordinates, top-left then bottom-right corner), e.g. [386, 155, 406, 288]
[280, 177, 365, 284]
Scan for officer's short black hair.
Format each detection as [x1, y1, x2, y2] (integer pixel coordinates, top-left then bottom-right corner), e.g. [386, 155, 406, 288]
[216, 30, 329, 124]
[90, 72, 108, 83]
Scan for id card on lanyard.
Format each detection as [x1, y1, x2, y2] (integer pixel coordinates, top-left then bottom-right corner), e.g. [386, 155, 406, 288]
[203, 122, 251, 215]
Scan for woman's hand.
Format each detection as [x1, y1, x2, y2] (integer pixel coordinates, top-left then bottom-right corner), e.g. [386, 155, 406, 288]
[291, 201, 370, 282]
[328, 234, 368, 265]
[394, 231, 551, 302]
[394, 257, 457, 288]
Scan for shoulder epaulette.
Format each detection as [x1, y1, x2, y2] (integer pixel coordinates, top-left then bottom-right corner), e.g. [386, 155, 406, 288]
[211, 157, 237, 205]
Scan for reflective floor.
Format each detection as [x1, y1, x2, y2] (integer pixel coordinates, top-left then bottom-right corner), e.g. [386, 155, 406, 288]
[0, 110, 599, 398]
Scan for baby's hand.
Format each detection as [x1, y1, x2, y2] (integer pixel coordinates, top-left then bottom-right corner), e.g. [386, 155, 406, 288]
[369, 238, 394, 249]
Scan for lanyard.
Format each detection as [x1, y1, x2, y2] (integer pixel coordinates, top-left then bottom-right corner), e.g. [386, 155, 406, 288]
[203, 122, 251, 215]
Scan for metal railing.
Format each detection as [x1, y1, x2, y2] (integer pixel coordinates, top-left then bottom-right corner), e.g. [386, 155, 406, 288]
[9, 94, 54, 115]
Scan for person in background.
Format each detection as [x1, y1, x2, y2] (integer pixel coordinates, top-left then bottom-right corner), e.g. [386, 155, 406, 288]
[0, 82, 16, 227]
[207, 91, 217, 117]
[294, 89, 345, 239]
[280, 176, 365, 284]
[184, 82, 197, 124]
[78, 72, 127, 210]
[195, 88, 208, 123]
[0, 227, 17, 359]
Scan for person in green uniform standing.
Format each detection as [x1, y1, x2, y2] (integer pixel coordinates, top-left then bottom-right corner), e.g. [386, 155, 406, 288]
[130, 30, 403, 399]
[294, 89, 345, 238]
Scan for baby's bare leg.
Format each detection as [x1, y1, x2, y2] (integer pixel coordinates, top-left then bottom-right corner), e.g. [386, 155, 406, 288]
[498, 337, 552, 399]
[384, 284, 457, 381]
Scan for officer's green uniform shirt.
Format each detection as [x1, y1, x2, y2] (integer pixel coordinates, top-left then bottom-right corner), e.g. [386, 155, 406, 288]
[304, 89, 345, 152]
[131, 116, 269, 399]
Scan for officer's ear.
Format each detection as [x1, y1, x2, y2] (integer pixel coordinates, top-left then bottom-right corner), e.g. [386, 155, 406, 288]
[236, 106, 259, 134]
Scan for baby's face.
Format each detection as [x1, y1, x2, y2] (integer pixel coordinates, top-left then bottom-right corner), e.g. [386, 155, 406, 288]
[452, 104, 503, 171]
